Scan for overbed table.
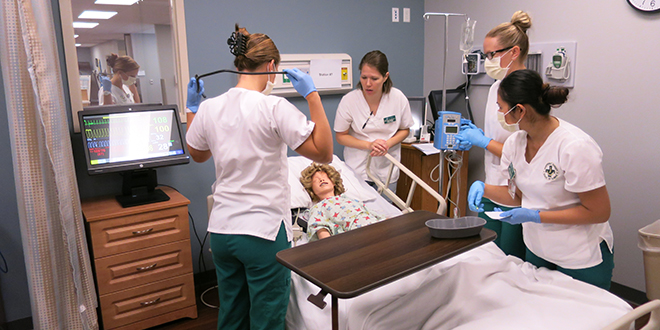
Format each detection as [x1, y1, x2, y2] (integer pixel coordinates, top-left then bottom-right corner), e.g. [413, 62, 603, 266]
[276, 210, 497, 330]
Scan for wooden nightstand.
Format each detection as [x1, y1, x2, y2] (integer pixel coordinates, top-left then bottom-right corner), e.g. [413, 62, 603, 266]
[81, 186, 197, 330]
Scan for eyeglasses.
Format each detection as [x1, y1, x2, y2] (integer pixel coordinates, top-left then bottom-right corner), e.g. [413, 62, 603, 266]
[482, 46, 514, 60]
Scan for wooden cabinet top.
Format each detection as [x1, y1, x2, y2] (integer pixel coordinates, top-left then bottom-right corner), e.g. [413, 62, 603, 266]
[81, 186, 190, 222]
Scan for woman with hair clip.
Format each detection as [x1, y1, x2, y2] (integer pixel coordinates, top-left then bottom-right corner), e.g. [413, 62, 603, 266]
[334, 50, 414, 193]
[467, 69, 614, 290]
[185, 24, 333, 330]
[455, 11, 532, 259]
[98, 53, 141, 105]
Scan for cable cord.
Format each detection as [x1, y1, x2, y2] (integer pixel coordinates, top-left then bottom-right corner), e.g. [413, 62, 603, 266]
[443, 151, 463, 218]
[201, 285, 219, 309]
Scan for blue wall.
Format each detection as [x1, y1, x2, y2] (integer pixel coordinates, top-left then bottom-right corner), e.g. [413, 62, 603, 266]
[0, 0, 425, 322]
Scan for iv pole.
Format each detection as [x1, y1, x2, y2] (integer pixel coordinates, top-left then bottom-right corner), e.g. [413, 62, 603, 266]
[423, 12, 467, 113]
[423, 12, 468, 217]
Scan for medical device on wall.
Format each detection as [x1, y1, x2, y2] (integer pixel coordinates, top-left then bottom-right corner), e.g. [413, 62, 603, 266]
[459, 18, 481, 75]
[545, 47, 571, 82]
[434, 111, 461, 150]
[462, 52, 484, 75]
[273, 53, 353, 97]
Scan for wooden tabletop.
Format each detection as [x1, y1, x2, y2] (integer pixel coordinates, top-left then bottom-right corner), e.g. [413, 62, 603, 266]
[277, 210, 496, 298]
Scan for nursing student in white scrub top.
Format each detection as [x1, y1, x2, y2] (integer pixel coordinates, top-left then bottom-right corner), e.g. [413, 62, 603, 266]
[455, 11, 532, 260]
[467, 70, 614, 290]
[185, 25, 333, 330]
[98, 53, 141, 105]
[334, 50, 414, 192]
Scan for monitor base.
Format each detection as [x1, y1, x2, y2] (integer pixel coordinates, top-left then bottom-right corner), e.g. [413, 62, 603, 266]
[116, 188, 170, 208]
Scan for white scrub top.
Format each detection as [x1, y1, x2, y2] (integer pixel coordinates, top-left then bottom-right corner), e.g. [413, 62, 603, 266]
[186, 87, 315, 242]
[499, 118, 613, 269]
[98, 84, 135, 105]
[483, 80, 513, 186]
[334, 88, 414, 182]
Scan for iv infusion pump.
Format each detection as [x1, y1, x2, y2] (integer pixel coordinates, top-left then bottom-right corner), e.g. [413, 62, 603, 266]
[434, 111, 462, 150]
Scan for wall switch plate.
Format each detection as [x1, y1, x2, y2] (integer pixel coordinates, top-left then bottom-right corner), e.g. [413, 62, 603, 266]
[403, 8, 410, 22]
[392, 7, 399, 22]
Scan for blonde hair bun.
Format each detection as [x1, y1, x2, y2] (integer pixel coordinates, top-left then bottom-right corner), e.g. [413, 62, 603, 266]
[510, 11, 532, 32]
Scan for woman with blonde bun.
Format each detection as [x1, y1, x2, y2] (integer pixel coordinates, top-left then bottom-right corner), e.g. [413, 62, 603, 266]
[99, 53, 141, 105]
[456, 11, 532, 260]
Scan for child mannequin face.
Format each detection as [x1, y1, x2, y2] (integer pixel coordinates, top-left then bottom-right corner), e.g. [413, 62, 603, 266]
[311, 171, 335, 200]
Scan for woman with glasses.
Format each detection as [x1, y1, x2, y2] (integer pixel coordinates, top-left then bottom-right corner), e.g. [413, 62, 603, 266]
[455, 11, 532, 259]
[334, 50, 414, 193]
[466, 69, 614, 290]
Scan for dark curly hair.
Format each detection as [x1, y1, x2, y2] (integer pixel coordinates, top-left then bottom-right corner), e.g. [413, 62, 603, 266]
[300, 163, 345, 203]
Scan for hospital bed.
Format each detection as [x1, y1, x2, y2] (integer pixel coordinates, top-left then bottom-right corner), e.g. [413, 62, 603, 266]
[284, 155, 654, 330]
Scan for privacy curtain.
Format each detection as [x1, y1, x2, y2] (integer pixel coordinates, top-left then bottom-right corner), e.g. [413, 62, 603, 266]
[0, 0, 98, 329]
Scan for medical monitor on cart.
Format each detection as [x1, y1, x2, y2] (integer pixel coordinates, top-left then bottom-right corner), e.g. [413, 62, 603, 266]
[78, 104, 189, 207]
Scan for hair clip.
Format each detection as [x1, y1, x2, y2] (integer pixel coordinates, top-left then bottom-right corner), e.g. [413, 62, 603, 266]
[227, 32, 247, 56]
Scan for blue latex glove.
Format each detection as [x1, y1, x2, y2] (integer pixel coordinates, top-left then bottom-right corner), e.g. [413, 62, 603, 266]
[100, 75, 112, 93]
[498, 207, 541, 225]
[187, 77, 204, 113]
[284, 68, 317, 98]
[456, 126, 492, 149]
[467, 181, 485, 213]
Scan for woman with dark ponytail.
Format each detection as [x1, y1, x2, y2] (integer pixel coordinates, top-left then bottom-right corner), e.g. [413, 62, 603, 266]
[467, 69, 614, 290]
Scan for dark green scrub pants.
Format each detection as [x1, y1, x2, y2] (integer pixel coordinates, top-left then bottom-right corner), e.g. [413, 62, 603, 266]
[210, 223, 291, 330]
[480, 198, 526, 260]
[526, 240, 614, 290]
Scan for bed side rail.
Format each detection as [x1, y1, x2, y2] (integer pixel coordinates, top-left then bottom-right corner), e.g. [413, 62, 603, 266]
[601, 299, 660, 330]
[366, 153, 447, 215]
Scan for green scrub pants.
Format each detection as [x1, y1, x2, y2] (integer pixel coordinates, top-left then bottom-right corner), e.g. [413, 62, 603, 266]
[210, 223, 291, 330]
[480, 198, 526, 260]
[525, 240, 614, 290]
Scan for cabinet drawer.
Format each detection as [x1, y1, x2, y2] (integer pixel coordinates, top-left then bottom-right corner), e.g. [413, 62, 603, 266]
[88, 206, 189, 258]
[99, 273, 196, 329]
[95, 240, 193, 295]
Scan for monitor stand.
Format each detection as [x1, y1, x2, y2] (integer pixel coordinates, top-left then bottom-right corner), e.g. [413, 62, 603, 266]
[116, 169, 170, 208]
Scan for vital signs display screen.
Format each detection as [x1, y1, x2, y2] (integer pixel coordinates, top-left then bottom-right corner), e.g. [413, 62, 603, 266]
[81, 109, 185, 168]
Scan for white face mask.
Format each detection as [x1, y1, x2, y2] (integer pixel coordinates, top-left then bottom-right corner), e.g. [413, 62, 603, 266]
[484, 48, 514, 80]
[121, 75, 137, 86]
[261, 64, 275, 95]
[497, 105, 522, 132]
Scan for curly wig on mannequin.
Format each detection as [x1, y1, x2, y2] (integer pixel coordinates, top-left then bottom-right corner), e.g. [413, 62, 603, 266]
[300, 163, 346, 203]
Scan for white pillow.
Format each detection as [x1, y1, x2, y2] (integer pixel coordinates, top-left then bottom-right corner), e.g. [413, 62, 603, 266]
[287, 155, 380, 209]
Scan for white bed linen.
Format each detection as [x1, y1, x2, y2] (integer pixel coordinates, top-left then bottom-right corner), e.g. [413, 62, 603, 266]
[286, 242, 632, 330]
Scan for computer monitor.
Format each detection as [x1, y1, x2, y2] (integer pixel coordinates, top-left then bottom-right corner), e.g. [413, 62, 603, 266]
[407, 96, 426, 139]
[78, 104, 190, 207]
[428, 89, 472, 122]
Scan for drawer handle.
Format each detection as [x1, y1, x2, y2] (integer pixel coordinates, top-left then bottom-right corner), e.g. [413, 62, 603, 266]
[132, 228, 153, 235]
[140, 297, 161, 306]
[136, 263, 157, 272]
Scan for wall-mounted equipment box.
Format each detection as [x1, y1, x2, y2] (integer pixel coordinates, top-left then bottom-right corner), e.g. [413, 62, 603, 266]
[272, 53, 353, 97]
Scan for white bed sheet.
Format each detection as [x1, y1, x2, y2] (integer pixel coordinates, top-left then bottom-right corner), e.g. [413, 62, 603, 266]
[286, 242, 632, 330]
[285, 157, 631, 330]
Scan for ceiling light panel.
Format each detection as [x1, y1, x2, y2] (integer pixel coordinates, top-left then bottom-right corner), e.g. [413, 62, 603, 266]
[94, 0, 140, 5]
[73, 22, 99, 29]
[78, 10, 117, 19]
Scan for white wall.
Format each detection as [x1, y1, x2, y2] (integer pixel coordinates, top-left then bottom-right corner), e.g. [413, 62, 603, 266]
[130, 33, 162, 105]
[424, 0, 660, 292]
[155, 24, 178, 106]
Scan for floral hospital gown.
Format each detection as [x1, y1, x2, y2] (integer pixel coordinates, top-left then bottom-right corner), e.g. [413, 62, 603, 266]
[307, 194, 384, 241]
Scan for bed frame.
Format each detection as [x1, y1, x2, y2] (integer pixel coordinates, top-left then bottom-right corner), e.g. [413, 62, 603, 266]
[603, 299, 660, 330]
[365, 153, 447, 215]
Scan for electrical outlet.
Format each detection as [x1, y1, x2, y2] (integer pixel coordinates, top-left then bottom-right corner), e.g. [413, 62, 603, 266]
[392, 7, 399, 22]
[403, 8, 410, 22]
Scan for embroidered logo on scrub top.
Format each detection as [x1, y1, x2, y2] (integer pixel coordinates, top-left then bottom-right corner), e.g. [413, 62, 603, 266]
[543, 162, 559, 181]
[383, 115, 396, 124]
